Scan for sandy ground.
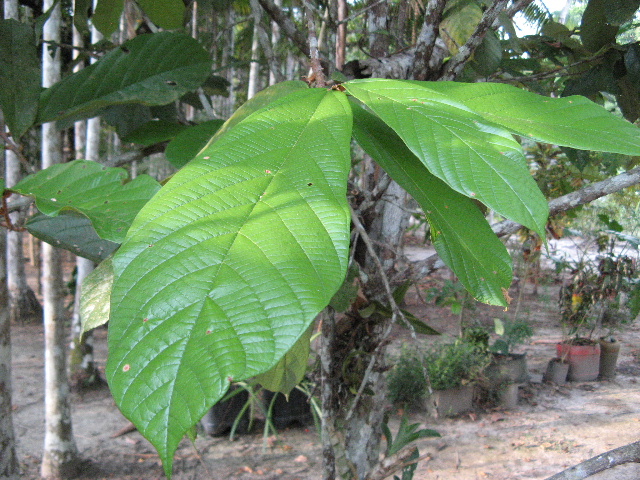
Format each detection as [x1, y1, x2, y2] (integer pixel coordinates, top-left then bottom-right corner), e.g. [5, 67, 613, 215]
[9, 260, 640, 479]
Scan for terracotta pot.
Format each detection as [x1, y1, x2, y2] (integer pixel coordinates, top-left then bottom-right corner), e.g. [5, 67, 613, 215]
[598, 338, 621, 380]
[432, 384, 473, 417]
[557, 342, 601, 382]
[543, 358, 569, 384]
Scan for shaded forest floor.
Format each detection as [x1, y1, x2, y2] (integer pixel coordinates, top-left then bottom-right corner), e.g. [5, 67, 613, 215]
[10, 250, 640, 479]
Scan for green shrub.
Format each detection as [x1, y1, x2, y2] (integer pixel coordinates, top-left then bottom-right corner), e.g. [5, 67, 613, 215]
[387, 348, 428, 408]
[425, 341, 490, 391]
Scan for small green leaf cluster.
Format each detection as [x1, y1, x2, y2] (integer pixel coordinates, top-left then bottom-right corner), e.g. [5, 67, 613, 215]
[425, 341, 491, 391]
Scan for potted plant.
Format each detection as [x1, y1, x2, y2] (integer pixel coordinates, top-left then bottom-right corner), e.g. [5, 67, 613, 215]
[556, 224, 640, 381]
[425, 341, 490, 417]
[487, 318, 533, 385]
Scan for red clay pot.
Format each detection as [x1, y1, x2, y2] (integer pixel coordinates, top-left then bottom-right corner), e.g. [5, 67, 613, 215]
[557, 342, 600, 382]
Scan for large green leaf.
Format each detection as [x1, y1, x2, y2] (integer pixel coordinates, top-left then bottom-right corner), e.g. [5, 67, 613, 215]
[11, 160, 161, 243]
[26, 212, 118, 263]
[137, 0, 186, 30]
[439, 0, 483, 55]
[80, 257, 114, 333]
[211, 80, 309, 142]
[351, 101, 511, 306]
[164, 120, 225, 169]
[580, 0, 619, 52]
[0, 20, 41, 138]
[344, 79, 548, 237]
[92, 0, 125, 37]
[122, 120, 187, 146]
[254, 326, 312, 394]
[424, 82, 640, 155]
[106, 88, 352, 477]
[38, 32, 211, 124]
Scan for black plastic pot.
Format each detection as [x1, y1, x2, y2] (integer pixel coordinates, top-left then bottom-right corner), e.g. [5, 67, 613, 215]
[201, 386, 251, 436]
[263, 388, 313, 429]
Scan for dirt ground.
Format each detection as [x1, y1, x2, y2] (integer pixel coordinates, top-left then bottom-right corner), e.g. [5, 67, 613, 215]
[9, 249, 640, 480]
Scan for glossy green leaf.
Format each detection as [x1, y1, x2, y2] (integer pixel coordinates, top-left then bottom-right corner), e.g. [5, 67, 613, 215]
[165, 120, 225, 169]
[255, 326, 312, 394]
[211, 80, 309, 142]
[11, 160, 161, 243]
[202, 75, 231, 97]
[80, 257, 114, 333]
[329, 263, 360, 312]
[92, 0, 125, 36]
[73, 0, 91, 34]
[351, 101, 511, 306]
[606, 0, 640, 25]
[38, 32, 211, 124]
[137, 0, 186, 30]
[440, 0, 483, 54]
[122, 120, 187, 146]
[106, 88, 352, 477]
[424, 81, 640, 155]
[26, 212, 118, 262]
[470, 31, 502, 76]
[0, 20, 41, 138]
[580, 0, 619, 52]
[345, 79, 548, 237]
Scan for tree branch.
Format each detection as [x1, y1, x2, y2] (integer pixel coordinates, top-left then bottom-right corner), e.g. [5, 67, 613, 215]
[411, 0, 447, 80]
[103, 144, 166, 168]
[257, 0, 310, 57]
[493, 165, 640, 237]
[250, 0, 285, 84]
[304, 0, 326, 87]
[545, 440, 640, 480]
[438, 0, 510, 81]
[409, 166, 640, 279]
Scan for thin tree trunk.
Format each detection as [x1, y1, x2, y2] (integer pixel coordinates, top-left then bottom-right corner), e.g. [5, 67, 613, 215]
[0, 228, 19, 479]
[69, 1, 101, 390]
[268, 0, 282, 85]
[2, 1, 23, 475]
[336, 0, 346, 71]
[0, 2, 20, 464]
[248, 4, 262, 100]
[4, 0, 42, 325]
[40, 2, 81, 477]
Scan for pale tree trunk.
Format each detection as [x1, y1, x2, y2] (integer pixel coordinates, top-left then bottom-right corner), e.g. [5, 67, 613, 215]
[247, 4, 262, 100]
[335, 0, 347, 71]
[2, 0, 25, 473]
[4, 0, 42, 326]
[0, 228, 19, 479]
[0, 3, 19, 462]
[225, 6, 237, 116]
[69, 5, 100, 390]
[40, 1, 81, 477]
[268, 0, 282, 86]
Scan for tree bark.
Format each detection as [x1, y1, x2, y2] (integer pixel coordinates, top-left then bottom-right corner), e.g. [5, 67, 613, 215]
[546, 440, 640, 480]
[1, 1, 24, 476]
[40, 2, 81, 478]
[268, 0, 282, 86]
[247, 3, 262, 100]
[0, 228, 19, 479]
[4, 0, 42, 326]
[68, 10, 101, 389]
